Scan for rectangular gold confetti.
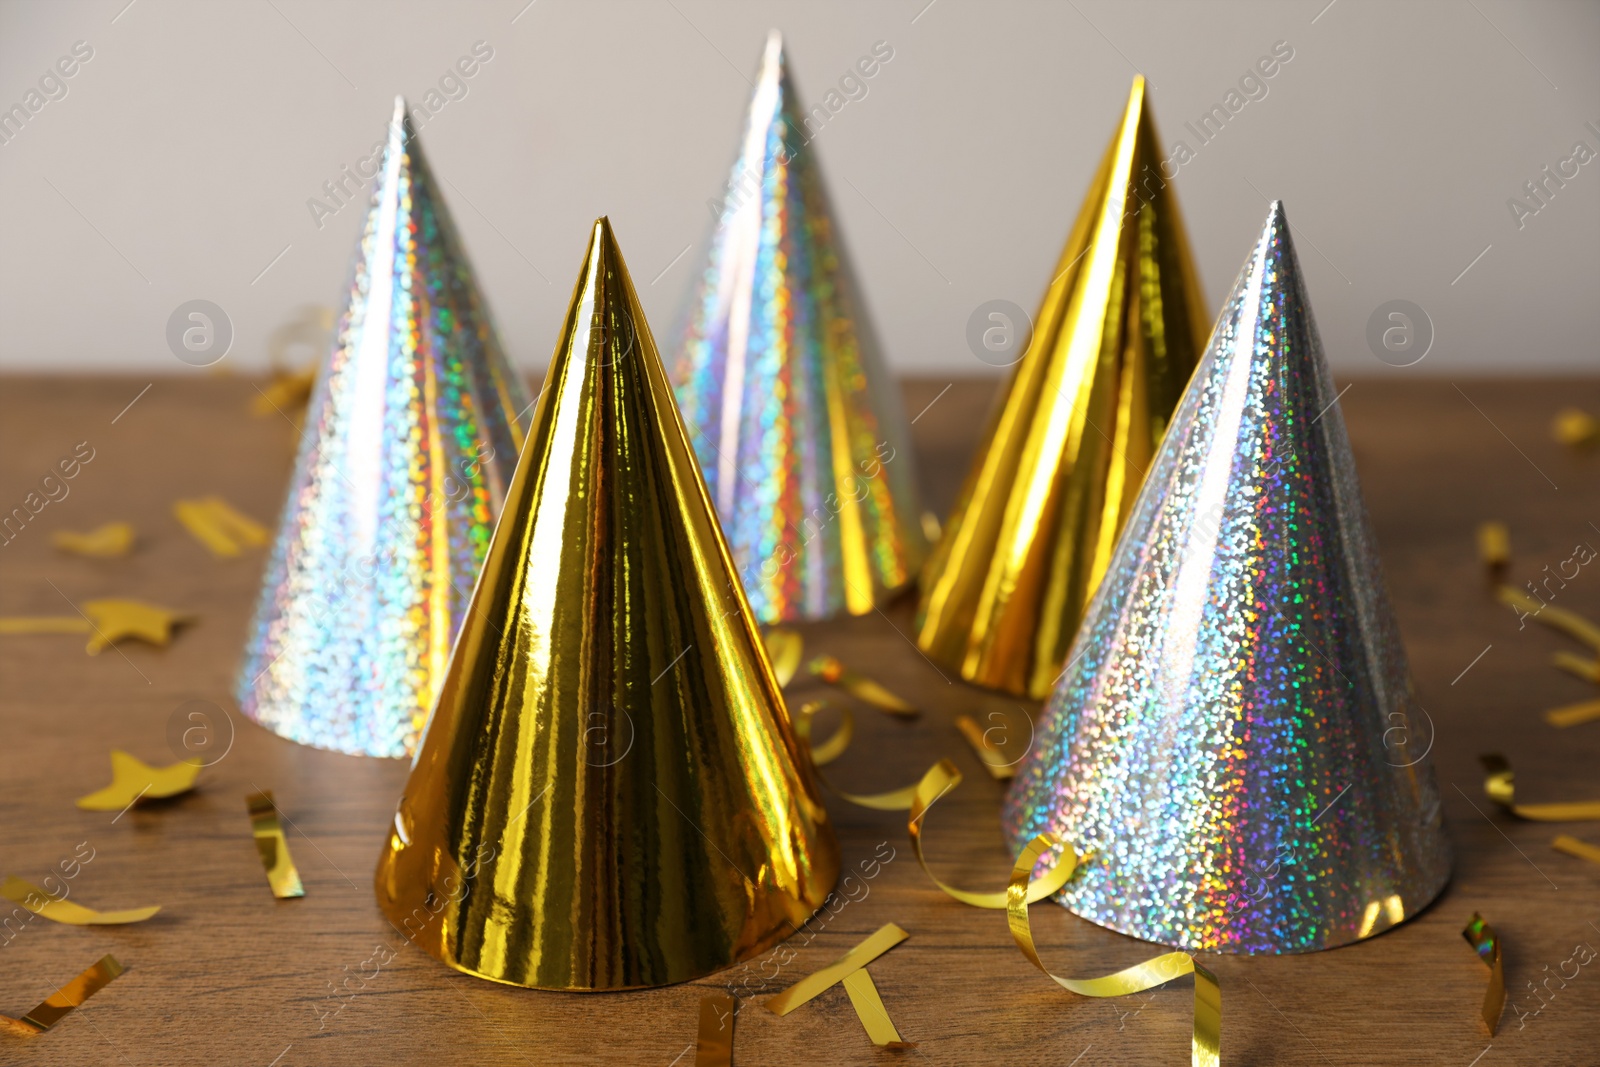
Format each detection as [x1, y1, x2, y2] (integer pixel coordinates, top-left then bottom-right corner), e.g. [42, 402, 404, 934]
[1476, 522, 1509, 572]
[764, 923, 908, 1016]
[840, 969, 915, 1049]
[247, 791, 305, 899]
[1552, 835, 1600, 864]
[694, 993, 734, 1066]
[1545, 698, 1600, 728]
[0, 954, 124, 1034]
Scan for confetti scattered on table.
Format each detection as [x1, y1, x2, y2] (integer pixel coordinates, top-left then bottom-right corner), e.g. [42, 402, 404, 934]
[76, 750, 201, 811]
[765, 924, 912, 1047]
[0, 954, 124, 1035]
[51, 522, 136, 558]
[1481, 754, 1600, 821]
[807, 655, 917, 717]
[840, 969, 915, 1049]
[1476, 522, 1509, 577]
[174, 496, 268, 558]
[247, 791, 305, 899]
[1009, 834, 1221, 1067]
[250, 364, 318, 418]
[1552, 407, 1598, 448]
[0, 876, 160, 925]
[1552, 651, 1600, 684]
[1462, 913, 1504, 1035]
[955, 714, 1017, 780]
[1551, 834, 1600, 864]
[1545, 698, 1600, 728]
[694, 993, 734, 1066]
[0, 598, 191, 654]
[1498, 586, 1600, 651]
[796, 701, 850, 766]
[763, 627, 803, 688]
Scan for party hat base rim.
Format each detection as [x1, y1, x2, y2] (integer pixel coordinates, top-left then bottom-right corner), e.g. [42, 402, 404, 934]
[237, 699, 412, 760]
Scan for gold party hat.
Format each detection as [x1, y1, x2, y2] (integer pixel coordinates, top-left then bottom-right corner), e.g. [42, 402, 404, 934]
[914, 76, 1207, 699]
[375, 218, 840, 991]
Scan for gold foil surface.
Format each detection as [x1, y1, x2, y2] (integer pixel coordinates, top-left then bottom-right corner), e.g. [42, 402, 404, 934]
[695, 994, 734, 1066]
[764, 923, 910, 1045]
[374, 218, 838, 991]
[914, 75, 1208, 698]
[0, 876, 159, 925]
[1462, 913, 1505, 1034]
[1, 954, 125, 1035]
[247, 791, 306, 899]
[1481, 754, 1600, 820]
[75, 751, 201, 811]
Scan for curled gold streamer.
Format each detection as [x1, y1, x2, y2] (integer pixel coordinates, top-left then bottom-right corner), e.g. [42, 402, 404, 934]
[1552, 651, 1600, 684]
[1551, 834, 1600, 864]
[764, 923, 908, 1016]
[791, 703, 922, 810]
[51, 522, 136, 559]
[1009, 834, 1221, 1067]
[954, 714, 1016, 780]
[1545, 698, 1600, 728]
[694, 993, 734, 1066]
[1498, 586, 1600, 652]
[1462, 913, 1504, 1035]
[909, 761, 1078, 909]
[763, 627, 804, 688]
[840, 969, 916, 1049]
[246, 791, 305, 899]
[0, 876, 159, 925]
[796, 701, 850, 767]
[0, 954, 125, 1035]
[1481, 754, 1600, 821]
[807, 655, 918, 717]
[75, 750, 201, 811]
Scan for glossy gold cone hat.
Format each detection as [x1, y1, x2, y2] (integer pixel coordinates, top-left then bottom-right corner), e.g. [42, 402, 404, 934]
[237, 96, 531, 757]
[1003, 203, 1451, 953]
[914, 77, 1207, 698]
[672, 31, 928, 623]
[375, 218, 840, 991]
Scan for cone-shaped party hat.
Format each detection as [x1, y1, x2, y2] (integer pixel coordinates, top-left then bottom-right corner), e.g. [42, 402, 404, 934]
[236, 97, 532, 759]
[375, 219, 840, 991]
[1004, 203, 1451, 954]
[672, 31, 928, 623]
[915, 77, 1207, 699]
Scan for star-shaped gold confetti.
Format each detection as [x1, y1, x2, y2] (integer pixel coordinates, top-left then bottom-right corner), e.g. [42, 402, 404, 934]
[76, 750, 202, 811]
[82, 598, 194, 654]
[51, 522, 137, 558]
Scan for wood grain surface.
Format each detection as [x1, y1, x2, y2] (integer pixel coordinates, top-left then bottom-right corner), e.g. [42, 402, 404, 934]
[0, 375, 1596, 1067]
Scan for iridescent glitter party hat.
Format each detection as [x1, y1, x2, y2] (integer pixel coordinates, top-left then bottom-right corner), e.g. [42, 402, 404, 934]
[375, 219, 839, 991]
[1004, 202, 1451, 954]
[915, 76, 1207, 699]
[672, 31, 928, 623]
[236, 97, 531, 759]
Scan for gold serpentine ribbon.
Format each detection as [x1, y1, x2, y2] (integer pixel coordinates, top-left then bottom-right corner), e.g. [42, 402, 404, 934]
[247, 791, 305, 899]
[1498, 586, 1600, 652]
[1552, 834, 1600, 863]
[955, 714, 1017, 780]
[763, 628, 804, 688]
[1462, 913, 1504, 1034]
[0, 876, 159, 925]
[0, 954, 124, 1035]
[1481, 754, 1600, 820]
[807, 655, 918, 717]
[1552, 651, 1600, 683]
[791, 702, 923, 810]
[1009, 834, 1221, 1067]
[764, 924, 913, 1048]
[1546, 697, 1600, 728]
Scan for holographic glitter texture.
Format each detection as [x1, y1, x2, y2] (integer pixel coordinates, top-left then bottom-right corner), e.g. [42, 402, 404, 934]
[236, 96, 531, 759]
[672, 31, 927, 623]
[1004, 202, 1450, 954]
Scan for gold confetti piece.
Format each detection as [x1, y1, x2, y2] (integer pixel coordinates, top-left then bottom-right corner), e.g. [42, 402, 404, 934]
[920, 510, 942, 545]
[764, 924, 908, 1016]
[792, 703, 920, 810]
[1009, 834, 1221, 1067]
[1545, 697, 1600, 728]
[82, 598, 194, 654]
[174, 496, 269, 558]
[763, 627, 803, 688]
[1552, 834, 1600, 864]
[247, 791, 305, 899]
[51, 522, 136, 558]
[76, 750, 202, 811]
[694, 993, 734, 1067]
[1462, 913, 1504, 1035]
[909, 761, 1079, 909]
[840, 969, 915, 1049]
[1480, 754, 1600, 821]
[1552, 651, 1600, 684]
[955, 713, 1016, 780]
[1552, 407, 1599, 448]
[0, 617, 90, 635]
[1476, 522, 1509, 574]
[0, 954, 125, 1035]
[807, 655, 918, 717]
[1498, 586, 1600, 652]
[0, 876, 159, 925]
[250, 365, 318, 418]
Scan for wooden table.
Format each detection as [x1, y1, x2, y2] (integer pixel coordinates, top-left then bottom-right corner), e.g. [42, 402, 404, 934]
[0, 375, 1596, 1066]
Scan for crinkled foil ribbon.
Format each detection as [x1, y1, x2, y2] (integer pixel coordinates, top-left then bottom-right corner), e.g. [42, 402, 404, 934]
[0, 955, 124, 1035]
[1481, 754, 1600, 820]
[1462, 913, 1504, 1034]
[247, 791, 305, 898]
[695, 993, 734, 1066]
[808, 655, 918, 716]
[764, 924, 913, 1048]
[0, 876, 159, 924]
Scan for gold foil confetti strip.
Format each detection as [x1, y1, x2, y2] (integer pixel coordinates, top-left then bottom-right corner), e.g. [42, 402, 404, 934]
[1552, 407, 1599, 448]
[840, 969, 915, 1049]
[0, 599, 191, 654]
[0, 876, 159, 925]
[909, 761, 1079, 909]
[0, 617, 90, 635]
[251, 365, 319, 418]
[1551, 834, 1600, 864]
[1546, 698, 1600, 728]
[763, 627, 804, 688]
[51, 522, 136, 558]
[955, 714, 1016, 780]
[174, 496, 269, 558]
[1552, 651, 1600, 684]
[76, 750, 201, 811]
[694, 993, 734, 1067]
[1009, 834, 1221, 1067]
[1480, 754, 1600, 821]
[1498, 586, 1600, 652]
[764, 923, 908, 1018]
[807, 655, 918, 717]
[1476, 522, 1509, 576]
[0, 954, 125, 1035]
[246, 791, 305, 899]
[1462, 913, 1505, 1035]
[792, 703, 921, 810]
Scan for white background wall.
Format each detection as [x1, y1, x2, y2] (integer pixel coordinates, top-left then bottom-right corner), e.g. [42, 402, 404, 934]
[0, 0, 1595, 377]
